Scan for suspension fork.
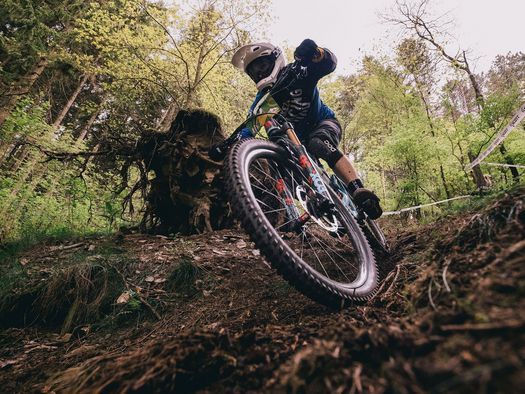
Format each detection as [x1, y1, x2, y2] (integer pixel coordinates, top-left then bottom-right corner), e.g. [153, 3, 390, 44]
[285, 127, 331, 199]
[329, 174, 360, 219]
[287, 125, 359, 220]
[273, 173, 300, 223]
[268, 126, 338, 232]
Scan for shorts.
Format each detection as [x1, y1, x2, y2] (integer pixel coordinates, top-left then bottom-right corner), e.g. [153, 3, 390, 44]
[304, 118, 343, 167]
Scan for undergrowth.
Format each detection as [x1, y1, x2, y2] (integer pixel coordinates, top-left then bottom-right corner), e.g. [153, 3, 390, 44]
[166, 257, 204, 297]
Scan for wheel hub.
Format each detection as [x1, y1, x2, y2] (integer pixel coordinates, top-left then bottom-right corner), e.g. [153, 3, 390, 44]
[295, 185, 339, 232]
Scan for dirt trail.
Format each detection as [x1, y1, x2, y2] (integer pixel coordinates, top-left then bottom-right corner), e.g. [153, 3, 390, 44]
[0, 188, 524, 393]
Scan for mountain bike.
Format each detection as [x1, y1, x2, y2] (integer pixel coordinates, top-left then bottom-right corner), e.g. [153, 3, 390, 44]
[212, 64, 389, 308]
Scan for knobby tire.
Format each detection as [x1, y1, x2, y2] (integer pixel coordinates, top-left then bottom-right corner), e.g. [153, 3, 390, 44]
[224, 138, 379, 308]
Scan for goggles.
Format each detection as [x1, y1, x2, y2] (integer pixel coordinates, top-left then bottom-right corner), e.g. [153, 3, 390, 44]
[246, 56, 275, 84]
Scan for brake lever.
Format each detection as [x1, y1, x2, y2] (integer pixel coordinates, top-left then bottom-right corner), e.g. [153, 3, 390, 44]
[290, 61, 307, 77]
[269, 61, 305, 96]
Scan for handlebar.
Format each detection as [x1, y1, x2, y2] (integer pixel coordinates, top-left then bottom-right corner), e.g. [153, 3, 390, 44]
[208, 61, 306, 161]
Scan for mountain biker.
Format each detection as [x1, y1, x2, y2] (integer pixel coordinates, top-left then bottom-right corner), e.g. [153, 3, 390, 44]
[231, 39, 383, 219]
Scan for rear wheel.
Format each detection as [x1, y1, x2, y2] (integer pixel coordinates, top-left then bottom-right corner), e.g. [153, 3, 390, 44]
[225, 139, 379, 307]
[362, 218, 390, 256]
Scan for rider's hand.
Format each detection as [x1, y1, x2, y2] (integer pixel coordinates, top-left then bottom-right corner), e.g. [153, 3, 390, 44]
[352, 188, 383, 220]
[294, 39, 321, 64]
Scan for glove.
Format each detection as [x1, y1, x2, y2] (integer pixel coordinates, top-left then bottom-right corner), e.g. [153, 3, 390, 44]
[352, 188, 383, 220]
[294, 39, 320, 64]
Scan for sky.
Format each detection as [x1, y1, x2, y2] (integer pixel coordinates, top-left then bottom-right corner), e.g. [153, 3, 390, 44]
[266, 0, 524, 75]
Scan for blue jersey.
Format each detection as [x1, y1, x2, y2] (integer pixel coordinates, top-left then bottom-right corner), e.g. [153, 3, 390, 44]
[241, 48, 338, 140]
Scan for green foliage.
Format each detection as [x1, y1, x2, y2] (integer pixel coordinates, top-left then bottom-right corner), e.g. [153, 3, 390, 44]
[0, 97, 52, 142]
[1, 0, 523, 242]
[324, 48, 525, 213]
[0, 0, 84, 81]
[0, 0, 268, 244]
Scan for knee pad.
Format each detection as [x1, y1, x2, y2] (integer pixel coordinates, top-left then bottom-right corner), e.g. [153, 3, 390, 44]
[307, 137, 343, 168]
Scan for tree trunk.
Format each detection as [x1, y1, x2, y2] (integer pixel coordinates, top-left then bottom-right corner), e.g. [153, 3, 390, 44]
[0, 57, 49, 166]
[52, 74, 89, 134]
[76, 107, 100, 143]
[158, 101, 179, 132]
[183, 21, 209, 109]
[462, 52, 484, 110]
[439, 164, 451, 200]
[0, 75, 88, 211]
[414, 80, 452, 200]
[0, 57, 48, 127]
[468, 150, 488, 190]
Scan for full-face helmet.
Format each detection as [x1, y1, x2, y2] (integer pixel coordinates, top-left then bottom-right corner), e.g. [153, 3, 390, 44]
[232, 42, 286, 90]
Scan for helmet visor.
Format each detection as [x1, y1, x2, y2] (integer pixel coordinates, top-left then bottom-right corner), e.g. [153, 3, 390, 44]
[246, 56, 275, 84]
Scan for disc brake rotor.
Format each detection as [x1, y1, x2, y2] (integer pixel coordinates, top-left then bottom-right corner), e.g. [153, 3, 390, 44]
[295, 185, 339, 232]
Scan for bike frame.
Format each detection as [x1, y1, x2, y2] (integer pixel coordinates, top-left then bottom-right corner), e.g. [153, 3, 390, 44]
[267, 124, 363, 234]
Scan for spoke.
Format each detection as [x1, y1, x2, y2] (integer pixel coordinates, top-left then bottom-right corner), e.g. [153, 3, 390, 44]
[305, 236, 330, 278]
[250, 181, 283, 202]
[310, 232, 358, 272]
[249, 170, 273, 190]
[252, 161, 281, 184]
[275, 216, 298, 231]
[244, 149, 366, 287]
[311, 234, 352, 282]
[310, 224, 355, 250]
[268, 161, 288, 182]
[300, 232, 305, 259]
[250, 160, 303, 230]
[290, 162, 318, 189]
[255, 197, 274, 210]
[261, 207, 287, 215]
[285, 230, 304, 244]
[250, 162, 290, 203]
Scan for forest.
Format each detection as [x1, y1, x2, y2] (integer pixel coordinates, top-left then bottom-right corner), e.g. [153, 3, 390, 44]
[1, 0, 524, 392]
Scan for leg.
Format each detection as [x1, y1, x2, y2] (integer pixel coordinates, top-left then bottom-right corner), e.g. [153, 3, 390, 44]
[305, 119, 359, 182]
[333, 155, 359, 184]
[306, 119, 382, 219]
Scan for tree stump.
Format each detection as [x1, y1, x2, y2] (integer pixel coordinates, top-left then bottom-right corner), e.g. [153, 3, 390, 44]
[138, 109, 233, 234]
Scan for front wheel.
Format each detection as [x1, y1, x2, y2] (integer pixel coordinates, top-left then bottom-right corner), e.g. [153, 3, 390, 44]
[225, 139, 379, 308]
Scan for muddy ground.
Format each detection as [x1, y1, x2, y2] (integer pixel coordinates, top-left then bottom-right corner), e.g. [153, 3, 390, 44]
[0, 187, 524, 393]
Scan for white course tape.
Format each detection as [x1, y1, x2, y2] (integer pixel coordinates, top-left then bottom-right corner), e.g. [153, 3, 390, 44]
[483, 162, 525, 169]
[466, 103, 525, 170]
[382, 195, 472, 216]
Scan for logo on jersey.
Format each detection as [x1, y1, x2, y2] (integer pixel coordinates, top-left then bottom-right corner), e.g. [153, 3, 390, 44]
[281, 89, 310, 123]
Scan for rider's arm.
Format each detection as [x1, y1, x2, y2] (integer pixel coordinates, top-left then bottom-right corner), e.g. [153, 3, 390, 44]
[308, 47, 337, 80]
[294, 39, 337, 80]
